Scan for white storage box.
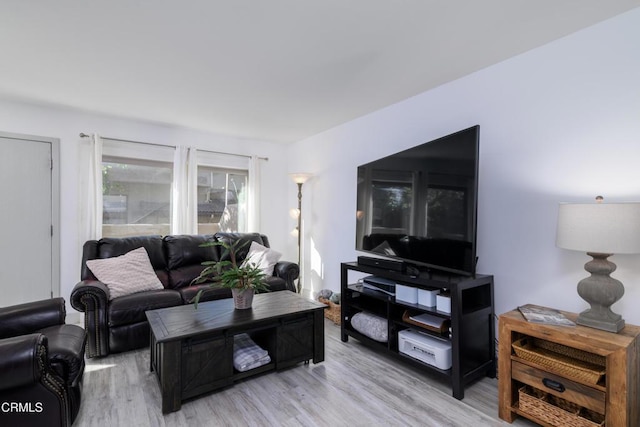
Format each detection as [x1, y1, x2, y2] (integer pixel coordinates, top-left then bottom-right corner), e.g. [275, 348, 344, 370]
[436, 294, 451, 314]
[396, 285, 418, 304]
[418, 289, 438, 307]
[398, 329, 452, 370]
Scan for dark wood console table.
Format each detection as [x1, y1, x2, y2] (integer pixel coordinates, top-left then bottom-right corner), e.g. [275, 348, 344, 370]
[146, 291, 326, 413]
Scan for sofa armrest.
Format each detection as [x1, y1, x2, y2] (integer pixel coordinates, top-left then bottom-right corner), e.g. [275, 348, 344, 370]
[0, 334, 47, 390]
[273, 261, 299, 293]
[0, 298, 65, 339]
[0, 334, 70, 427]
[70, 280, 110, 309]
[70, 280, 110, 358]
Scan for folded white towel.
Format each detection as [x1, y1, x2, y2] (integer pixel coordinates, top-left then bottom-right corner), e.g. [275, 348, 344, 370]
[233, 333, 271, 372]
[238, 354, 271, 372]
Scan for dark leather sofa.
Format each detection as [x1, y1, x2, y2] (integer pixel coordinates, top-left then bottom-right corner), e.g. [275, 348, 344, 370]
[71, 232, 299, 358]
[0, 298, 86, 427]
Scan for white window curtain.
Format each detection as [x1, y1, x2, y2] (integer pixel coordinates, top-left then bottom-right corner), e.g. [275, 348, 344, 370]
[248, 155, 261, 232]
[87, 133, 103, 240]
[171, 146, 197, 234]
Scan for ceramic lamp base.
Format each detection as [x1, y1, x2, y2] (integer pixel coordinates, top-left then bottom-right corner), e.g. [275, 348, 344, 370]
[576, 252, 625, 333]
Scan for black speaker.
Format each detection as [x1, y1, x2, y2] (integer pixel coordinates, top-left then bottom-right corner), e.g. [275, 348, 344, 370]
[357, 256, 405, 272]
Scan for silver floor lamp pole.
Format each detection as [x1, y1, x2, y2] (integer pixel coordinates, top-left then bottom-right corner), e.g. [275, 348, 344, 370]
[295, 182, 303, 293]
[290, 173, 312, 294]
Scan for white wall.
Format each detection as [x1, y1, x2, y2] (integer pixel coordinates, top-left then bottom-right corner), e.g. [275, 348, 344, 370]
[3, 8, 639, 327]
[290, 8, 640, 325]
[0, 100, 292, 317]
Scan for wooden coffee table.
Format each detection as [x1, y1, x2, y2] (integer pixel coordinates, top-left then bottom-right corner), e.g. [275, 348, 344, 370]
[146, 290, 326, 413]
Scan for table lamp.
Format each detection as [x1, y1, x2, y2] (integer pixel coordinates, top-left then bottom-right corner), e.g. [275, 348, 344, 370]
[556, 197, 640, 332]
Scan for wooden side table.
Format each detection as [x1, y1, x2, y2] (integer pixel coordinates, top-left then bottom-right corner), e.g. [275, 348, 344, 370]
[498, 307, 640, 427]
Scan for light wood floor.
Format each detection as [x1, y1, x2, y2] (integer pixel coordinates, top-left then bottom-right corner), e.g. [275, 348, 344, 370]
[75, 319, 536, 427]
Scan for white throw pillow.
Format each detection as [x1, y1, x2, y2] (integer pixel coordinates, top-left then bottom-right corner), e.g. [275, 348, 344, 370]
[241, 241, 282, 276]
[86, 247, 164, 300]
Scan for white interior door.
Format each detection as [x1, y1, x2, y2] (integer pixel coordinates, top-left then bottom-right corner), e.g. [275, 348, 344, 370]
[0, 133, 59, 306]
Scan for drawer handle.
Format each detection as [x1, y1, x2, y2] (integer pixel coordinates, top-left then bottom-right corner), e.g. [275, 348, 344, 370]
[542, 378, 565, 393]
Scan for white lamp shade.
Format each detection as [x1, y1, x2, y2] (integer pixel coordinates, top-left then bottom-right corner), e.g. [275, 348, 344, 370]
[556, 202, 640, 254]
[289, 173, 312, 184]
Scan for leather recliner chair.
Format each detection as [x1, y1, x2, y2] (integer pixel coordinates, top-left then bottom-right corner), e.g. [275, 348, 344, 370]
[0, 298, 87, 427]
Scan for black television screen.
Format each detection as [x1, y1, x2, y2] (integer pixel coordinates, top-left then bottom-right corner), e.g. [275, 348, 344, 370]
[355, 125, 479, 276]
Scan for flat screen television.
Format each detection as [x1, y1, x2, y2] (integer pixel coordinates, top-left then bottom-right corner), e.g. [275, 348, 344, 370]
[355, 125, 479, 276]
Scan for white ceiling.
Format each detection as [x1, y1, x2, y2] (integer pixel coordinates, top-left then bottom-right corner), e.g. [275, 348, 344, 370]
[1, 1, 639, 143]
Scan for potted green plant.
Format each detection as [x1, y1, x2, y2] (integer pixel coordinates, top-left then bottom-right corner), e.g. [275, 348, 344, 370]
[191, 239, 268, 309]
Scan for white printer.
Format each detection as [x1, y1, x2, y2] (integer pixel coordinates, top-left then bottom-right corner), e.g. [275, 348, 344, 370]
[398, 329, 452, 370]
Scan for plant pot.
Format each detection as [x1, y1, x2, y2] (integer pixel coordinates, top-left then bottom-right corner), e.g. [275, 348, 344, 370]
[232, 288, 254, 309]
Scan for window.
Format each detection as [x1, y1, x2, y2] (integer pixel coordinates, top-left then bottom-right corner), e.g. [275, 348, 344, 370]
[196, 166, 248, 234]
[93, 137, 255, 238]
[102, 157, 173, 237]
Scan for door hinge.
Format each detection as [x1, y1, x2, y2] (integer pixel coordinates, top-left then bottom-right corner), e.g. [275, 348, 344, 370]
[50, 157, 53, 170]
[51, 225, 54, 236]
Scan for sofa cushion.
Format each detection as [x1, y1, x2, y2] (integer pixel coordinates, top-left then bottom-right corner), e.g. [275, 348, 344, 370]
[179, 277, 288, 305]
[164, 235, 219, 289]
[97, 235, 166, 269]
[164, 234, 219, 270]
[169, 264, 208, 289]
[108, 289, 182, 327]
[241, 241, 282, 276]
[86, 247, 164, 300]
[178, 284, 232, 305]
[264, 276, 288, 292]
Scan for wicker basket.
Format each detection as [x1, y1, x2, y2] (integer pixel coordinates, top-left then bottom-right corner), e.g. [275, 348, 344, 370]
[319, 297, 341, 325]
[512, 337, 605, 384]
[518, 386, 604, 427]
[533, 338, 605, 366]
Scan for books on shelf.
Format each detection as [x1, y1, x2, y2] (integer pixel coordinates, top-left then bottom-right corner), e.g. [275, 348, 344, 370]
[517, 304, 576, 326]
[402, 310, 449, 334]
[409, 312, 445, 329]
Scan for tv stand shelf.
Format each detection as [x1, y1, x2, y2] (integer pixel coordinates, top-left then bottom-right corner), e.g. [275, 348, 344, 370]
[340, 262, 495, 399]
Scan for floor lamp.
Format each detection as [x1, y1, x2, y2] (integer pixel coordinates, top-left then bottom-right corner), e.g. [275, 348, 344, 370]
[290, 173, 312, 293]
